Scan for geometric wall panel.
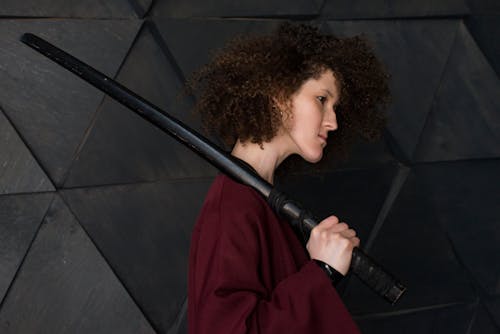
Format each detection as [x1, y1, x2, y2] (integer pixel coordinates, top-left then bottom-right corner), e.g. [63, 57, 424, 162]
[151, 0, 322, 18]
[61, 178, 212, 333]
[0, 193, 53, 304]
[0, 195, 155, 334]
[0, 0, 138, 18]
[343, 168, 476, 315]
[322, 0, 469, 19]
[0, 19, 142, 187]
[414, 22, 500, 162]
[325, 20, 459, 162]
[417, 159, 500, 296]
[0, 109, 54, 195]
[63, 24, 216, 188]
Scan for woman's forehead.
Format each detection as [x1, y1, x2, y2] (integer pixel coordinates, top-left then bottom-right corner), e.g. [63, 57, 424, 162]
[297, 70, 339, 96]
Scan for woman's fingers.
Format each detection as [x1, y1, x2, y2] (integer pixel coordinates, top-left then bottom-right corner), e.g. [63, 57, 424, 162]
[316, 215, 340, 229]
[317, 217, 356, 237]
[307, 215, 361, 275]
[340, 227, 356, 239]
[314, 217, 358, 242]
[353, 237, 360, 247]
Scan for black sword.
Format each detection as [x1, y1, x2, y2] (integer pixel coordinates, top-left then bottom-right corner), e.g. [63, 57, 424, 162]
[20, 32, 406, 304]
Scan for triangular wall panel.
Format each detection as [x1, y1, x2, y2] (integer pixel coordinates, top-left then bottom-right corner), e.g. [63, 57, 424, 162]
[0, 193, 53, 304]
[0, 19, 142, 187]
[63, 23, 216, 188]
[414, 22, 500, 162]
[61, 178, 212, 333]
[0, 109, 54, 195]
[0, 195, 155, 334]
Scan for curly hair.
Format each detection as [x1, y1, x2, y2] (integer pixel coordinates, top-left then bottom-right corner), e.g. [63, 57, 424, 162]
[187, 22, 390, 165]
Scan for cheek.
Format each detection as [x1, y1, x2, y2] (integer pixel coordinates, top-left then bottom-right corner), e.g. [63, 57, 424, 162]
[284, 102, 321, 138]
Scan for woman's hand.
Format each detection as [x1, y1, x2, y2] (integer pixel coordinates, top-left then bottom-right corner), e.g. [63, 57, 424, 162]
[306, 216, 360, 275]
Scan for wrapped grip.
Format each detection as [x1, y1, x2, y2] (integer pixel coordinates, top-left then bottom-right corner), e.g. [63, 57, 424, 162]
[351, 248, 406, 304]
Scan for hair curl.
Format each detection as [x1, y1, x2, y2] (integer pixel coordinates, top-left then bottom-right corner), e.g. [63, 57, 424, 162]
[187, 22, 390, 164]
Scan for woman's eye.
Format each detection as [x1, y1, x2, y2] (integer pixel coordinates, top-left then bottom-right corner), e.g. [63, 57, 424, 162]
[317, 96, 326, 104]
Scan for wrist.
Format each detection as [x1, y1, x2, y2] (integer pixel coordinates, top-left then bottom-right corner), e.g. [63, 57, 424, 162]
[313, 259, 345, 286]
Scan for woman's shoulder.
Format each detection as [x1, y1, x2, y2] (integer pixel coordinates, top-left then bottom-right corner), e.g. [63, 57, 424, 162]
[212, 173, 266, 207]
[194, 174, 275, 242]
[199, 173, 270, 221]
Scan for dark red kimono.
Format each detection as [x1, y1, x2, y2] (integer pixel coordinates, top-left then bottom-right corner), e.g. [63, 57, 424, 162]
[188, 174, 360, 333]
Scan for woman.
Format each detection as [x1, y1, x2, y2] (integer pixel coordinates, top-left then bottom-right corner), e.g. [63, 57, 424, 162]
[187, 23, 389, 333]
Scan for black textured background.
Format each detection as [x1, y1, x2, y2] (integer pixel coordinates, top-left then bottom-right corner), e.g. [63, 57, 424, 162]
[0, 1, 499, 333]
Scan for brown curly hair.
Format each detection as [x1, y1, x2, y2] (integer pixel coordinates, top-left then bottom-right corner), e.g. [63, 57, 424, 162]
[187, 22, 390, 165]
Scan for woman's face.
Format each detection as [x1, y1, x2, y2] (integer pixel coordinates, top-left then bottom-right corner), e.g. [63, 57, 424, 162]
[281, 69, 339, 163]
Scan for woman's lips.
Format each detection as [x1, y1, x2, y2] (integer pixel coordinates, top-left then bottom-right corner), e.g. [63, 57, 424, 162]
[318, 134, 327, 145]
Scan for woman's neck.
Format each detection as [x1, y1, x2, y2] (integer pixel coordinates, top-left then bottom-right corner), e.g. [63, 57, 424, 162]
[231, 138, 291, 184]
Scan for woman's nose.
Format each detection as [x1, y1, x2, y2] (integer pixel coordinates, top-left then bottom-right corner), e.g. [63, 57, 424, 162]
[324, 108, 338, 131]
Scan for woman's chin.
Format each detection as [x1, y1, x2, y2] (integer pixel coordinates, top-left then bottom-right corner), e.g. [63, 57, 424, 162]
[302, 151, 323, 163]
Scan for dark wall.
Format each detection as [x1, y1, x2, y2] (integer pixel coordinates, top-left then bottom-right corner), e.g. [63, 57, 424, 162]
[0, 1, 499, 333]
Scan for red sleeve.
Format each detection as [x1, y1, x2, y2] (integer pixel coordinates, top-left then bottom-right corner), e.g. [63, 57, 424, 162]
[189, 176, 360, 334]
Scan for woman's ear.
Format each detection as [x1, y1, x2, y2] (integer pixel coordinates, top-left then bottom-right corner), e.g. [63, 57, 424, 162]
[272, 96, 294, 131]
[272, 95, 291, 115]
[272, 97, 287, 115]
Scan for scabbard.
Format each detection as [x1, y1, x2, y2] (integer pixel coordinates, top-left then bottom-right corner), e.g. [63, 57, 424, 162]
[20, 32, 406, 304]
